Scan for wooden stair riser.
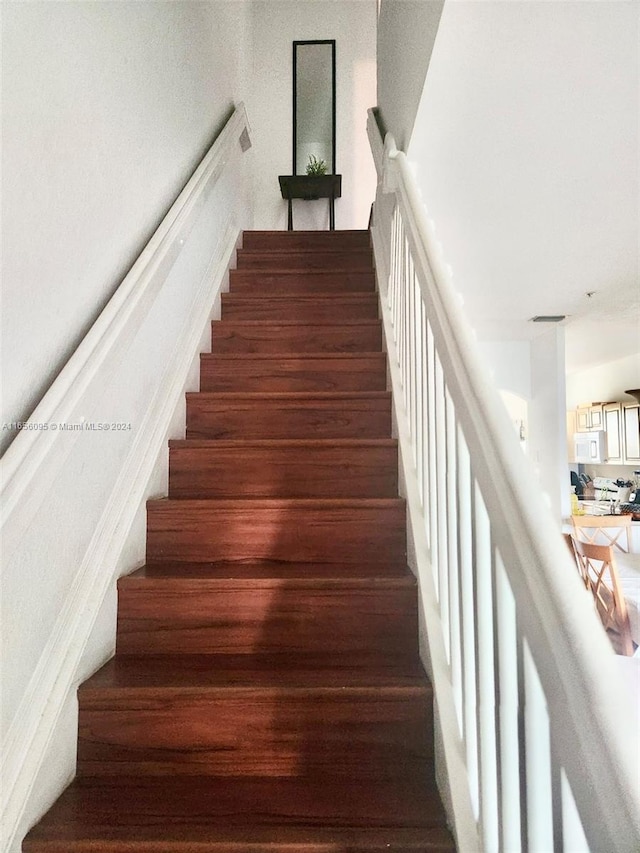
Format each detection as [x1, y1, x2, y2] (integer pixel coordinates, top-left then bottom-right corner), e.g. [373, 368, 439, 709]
[77, 688, 431, 778]
[116, 580, 417, 657]
[221, 293, 379, 322]
[242, 229, 371, 251]
[236, 249, 374, 271]
[168, 440, 398, 499]
[211, 321, 382, 354]
[23, 229, 455, 853]
[186, 393, 392, 440]
[199, 354, 387, 393]
[229, 269, 376, 293]
[145, 500, 406, 564]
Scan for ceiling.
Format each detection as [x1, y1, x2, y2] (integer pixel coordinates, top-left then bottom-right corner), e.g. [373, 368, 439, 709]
[404, 0, 639, 380]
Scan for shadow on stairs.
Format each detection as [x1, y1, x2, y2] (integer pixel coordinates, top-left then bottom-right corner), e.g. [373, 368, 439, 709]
[24, 229, 456, 853]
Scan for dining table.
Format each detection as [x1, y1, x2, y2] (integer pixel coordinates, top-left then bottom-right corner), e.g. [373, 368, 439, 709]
[616, 551, 640, 647]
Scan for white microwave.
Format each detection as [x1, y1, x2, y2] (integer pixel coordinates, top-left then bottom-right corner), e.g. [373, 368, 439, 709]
[574, 431, 606, 464]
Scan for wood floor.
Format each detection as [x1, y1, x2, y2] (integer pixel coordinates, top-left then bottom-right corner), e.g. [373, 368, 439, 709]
[23, 229, 455, 852]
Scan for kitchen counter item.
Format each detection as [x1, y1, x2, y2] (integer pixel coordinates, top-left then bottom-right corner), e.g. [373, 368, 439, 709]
[620, 504, 640, 521]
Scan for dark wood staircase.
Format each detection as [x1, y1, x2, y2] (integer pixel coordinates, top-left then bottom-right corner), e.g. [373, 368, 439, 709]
[24, 230, 455, 852]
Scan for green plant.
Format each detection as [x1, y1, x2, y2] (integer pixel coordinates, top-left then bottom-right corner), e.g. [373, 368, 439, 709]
[306, 155, 327, 176]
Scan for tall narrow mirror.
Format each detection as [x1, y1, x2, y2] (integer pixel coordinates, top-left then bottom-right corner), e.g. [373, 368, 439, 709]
[293, 40, 336, 175]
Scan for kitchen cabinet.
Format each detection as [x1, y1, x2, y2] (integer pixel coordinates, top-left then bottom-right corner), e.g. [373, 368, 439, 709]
[570, 400, 640, 466]
[623, 403, 640, 464]
[576, 403, 604, 431]
[604, 403, 623, 463]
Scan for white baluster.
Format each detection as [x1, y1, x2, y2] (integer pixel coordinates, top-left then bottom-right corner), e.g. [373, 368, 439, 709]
[495, 553, 522, 852]
[367, 113, 639, 853]
[435, 355, 449, 640]
[416, 299, 426, 507]
[458, 431, 479, 817]
[474, 485, 499, 851]
[524, 640, 554, 853]
[426, 323, 438, 588]
[446, 390, 462, 715]
[409, 259, 418, 459]
[402, 229, 409, 408]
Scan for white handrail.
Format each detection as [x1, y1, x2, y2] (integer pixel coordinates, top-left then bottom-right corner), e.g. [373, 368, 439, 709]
[2, 102, 252, 853]
[1, 103, 250, 532]
[367, 108, 639, 852]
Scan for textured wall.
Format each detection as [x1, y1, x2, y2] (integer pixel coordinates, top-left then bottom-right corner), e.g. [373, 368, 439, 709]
[2, 1, 251, 451]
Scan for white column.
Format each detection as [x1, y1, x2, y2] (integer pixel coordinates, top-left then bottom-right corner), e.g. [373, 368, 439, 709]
[529, 326, 569, 519]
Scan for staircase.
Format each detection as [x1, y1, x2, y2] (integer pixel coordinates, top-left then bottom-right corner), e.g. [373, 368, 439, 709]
[23, 231, 455, 852]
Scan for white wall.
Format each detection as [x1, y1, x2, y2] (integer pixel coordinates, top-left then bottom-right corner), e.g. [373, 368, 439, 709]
[1, 5, 253, 849]
[406, 1, 638, 348]
[1, 0, 251, 453]
[479, 334, 569, 515]
[248, 0, 377, 230]
[566, 352, 640, 410]
[384, 0, 637, 518]
[376, 0, 444, 149]
[2, 124, 253, 852]
[478, 340, 531, 400]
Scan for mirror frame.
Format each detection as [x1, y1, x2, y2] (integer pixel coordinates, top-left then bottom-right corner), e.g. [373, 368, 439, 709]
[292, 39, 336, 175]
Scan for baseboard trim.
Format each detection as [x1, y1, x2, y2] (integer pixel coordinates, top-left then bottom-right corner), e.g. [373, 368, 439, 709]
[2, 223, 239, 853]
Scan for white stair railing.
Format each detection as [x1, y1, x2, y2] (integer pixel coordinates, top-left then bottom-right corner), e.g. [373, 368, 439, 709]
[2, 104, 252, 853]
[367, 109, 639, 853]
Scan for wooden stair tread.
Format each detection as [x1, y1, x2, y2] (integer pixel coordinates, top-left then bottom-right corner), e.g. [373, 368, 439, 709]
[237, 248, 374, 255]
[25, 830, 455, 852]
[229, 269, 376, 277]
[168, 438, 397, 449]
[223, 292, 377, 301]
[81, 654, 429, 692]
[237, 250, 373, 260]
[213, 319, 382, 326]
[148, 496, 405, 509]
[245, 228, 370, 232]
[24, 777, 453, 850]
[235, 263, 375, 274]
[202, 351, 385, 361]
[186, 390, 391, 401]
[123, 561, 414, 583]
[230, 272, 375, 278]
[128, 559, 411, 580]
[243, 229, 370, 240]
[245, 228, 370, 233]
[236, 251, 374, 264]
[23, 230, 455, 853]
[229, 272, 375, 281]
